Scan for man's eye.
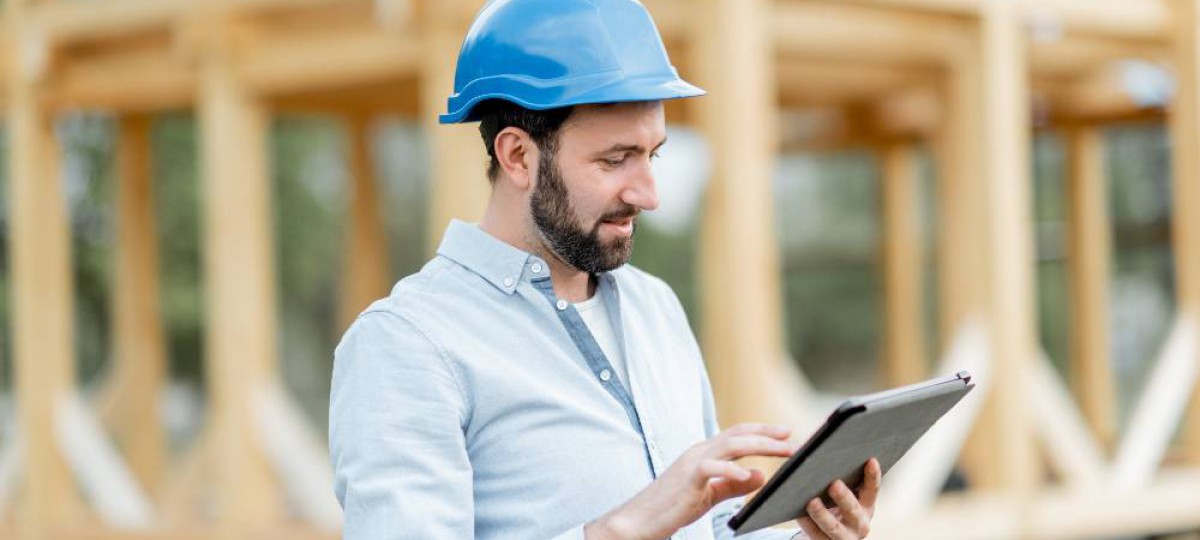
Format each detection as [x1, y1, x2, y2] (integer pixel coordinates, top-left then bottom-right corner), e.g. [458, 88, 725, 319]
[650, 151, 662, 160]
[604, 157, 626, 166]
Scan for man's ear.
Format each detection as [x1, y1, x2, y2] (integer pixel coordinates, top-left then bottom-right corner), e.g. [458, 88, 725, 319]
[493, 127, 536, 190]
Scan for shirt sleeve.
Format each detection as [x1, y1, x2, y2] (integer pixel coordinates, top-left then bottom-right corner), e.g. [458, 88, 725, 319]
[699, 363, 806, 540]
[329, 310, 475, 540]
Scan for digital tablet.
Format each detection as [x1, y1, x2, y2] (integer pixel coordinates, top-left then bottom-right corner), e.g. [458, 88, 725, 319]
[727, 371, 975, 535]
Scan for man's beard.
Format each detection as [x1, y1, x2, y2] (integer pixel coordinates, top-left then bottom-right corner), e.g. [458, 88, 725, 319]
[531, 150, 638, 274]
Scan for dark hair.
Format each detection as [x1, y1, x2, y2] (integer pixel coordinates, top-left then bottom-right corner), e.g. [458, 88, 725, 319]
[477, 100, 575, 184]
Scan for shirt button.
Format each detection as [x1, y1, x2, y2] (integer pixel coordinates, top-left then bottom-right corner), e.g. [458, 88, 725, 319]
[556, 299, 568, 311]
[503, 277, 514, 287]
[599, 369, 612, 382]
[531, 262, 543, 273]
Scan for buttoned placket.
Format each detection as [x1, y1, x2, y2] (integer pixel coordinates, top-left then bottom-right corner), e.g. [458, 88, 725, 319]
[599, 273, 667, 477]
[525, 259, 659, 479]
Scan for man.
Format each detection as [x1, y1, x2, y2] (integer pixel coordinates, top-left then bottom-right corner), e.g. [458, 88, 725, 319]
[329, 1, 881, 538]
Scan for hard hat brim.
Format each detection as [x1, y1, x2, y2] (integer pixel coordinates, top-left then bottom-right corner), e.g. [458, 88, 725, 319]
[439, 74, 706, 124]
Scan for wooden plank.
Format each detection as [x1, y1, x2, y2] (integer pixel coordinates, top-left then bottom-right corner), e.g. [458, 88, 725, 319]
[979, 0, 1040, 504]
[5, 2, 86, 533]
[876, 470, 1200, 539]
[43, 48, 196, 112]
[824, 0, 1170, 43]
[934, 28, 1002, 491]
[111, 115, 168, 497]
[337, 114, 392, 332]
[1169, 0, 1200, 464]
[881, 144, 928, 387]
[776, 61, 937, 108]
[30, 0, 375, 45]
[1028, 353, 1107, 490]
[240, 27, 421, 96]
[197, 44, 285, 530]
[421, 1, 490, 252]
[689, 0, 788, 429]
[772, 1, 959, 67]
[1112, 316, 1197, 488]
[1064, 124, 1117, 446]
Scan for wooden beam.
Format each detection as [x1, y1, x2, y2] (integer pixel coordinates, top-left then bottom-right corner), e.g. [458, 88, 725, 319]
[935, 32, 989, 346]
[337, 114, 392, 332]
[1064, 124, 1117, 447]
[881, 143, 928, 387]
[1112, 316, 1197, 487]
[197, 42, 285, 530]
[421, 0, 490, 253]
[5, 2, 85, 533]
[1169, 0, 1200, 464]
[240, 27, 421, 96]
[1029, 34, 1167, 79]
[110, 115, 168, 497]
[877, 470, 1200, 540]
[979, 0, 1040, 504]
[690, 0, 788, 430]
[823, 0, 1170, 43]
[773, 1, 961, 67]
[43, 48, 196, 112]
[42, 26, 422, 113]
[934, 29, 1002, 491]
[1028, 353, 1108, 490]
[28, 0, 377, 45]
[776, 60, 937, 108]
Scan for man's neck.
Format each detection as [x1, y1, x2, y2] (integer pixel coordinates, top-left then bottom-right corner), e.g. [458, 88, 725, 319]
[480, 210, 595, 302]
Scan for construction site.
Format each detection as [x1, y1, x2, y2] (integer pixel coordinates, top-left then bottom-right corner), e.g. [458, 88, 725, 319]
[2, 0, 1200, 538]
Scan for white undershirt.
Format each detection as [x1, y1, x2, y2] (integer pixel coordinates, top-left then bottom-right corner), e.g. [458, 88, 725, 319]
[574, 292, 630, 393]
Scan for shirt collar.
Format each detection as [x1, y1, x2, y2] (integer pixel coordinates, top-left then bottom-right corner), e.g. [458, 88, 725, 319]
[436, 220, 547, 295]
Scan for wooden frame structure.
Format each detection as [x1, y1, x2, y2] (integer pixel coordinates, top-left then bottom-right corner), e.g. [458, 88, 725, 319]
[2, 0, 1199, 538]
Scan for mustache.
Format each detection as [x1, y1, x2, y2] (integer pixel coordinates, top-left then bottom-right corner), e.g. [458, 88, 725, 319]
[598, 205, 640, 222]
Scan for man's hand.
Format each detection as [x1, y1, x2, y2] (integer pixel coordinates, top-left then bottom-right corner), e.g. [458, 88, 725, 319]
[795, 458, 881, 539]
[584, 423, 797, 540]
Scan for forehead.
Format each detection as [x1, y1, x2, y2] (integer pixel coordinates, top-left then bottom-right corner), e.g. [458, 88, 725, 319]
[559, 102, 666, 149]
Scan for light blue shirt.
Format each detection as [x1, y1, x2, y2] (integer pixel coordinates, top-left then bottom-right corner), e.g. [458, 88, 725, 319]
[330, 220, 802, 540]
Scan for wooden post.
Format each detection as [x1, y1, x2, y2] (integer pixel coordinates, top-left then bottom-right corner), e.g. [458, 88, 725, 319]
[1169, 0, 1200, 464]
[689, 0, 788, 428]
[110, 115, 169, 496]
[198, 41, 285, 530]
[936, 30, 989, 350]
[6, 3, 85, 535]
[422, 0, 490, 253]
[936, 28, 1002, 491]
[981, 0, 1040, 506]
[337, 115, 392, 332]
[881, 143, 928, 387]
[1064, 125, 1117, 448]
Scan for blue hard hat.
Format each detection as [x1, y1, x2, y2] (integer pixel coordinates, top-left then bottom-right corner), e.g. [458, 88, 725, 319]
[439, 0, 706, 124]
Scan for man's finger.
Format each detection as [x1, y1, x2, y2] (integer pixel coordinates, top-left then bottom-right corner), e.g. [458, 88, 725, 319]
[806, 498, 849, 539]
[697, 459, 752, 485]
[797, 516, 828, 540]
[710, 435, 797, 460]
[858, 458, 882, 512]
[722, 423, 792, 440]
[828, 480, 871, 538]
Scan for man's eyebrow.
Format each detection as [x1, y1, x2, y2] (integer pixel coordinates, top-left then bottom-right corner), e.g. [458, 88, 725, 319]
[597, 138, 669, 155]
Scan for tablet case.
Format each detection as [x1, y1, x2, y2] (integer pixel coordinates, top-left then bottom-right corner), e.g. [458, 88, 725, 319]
[728, 371, 975, 535]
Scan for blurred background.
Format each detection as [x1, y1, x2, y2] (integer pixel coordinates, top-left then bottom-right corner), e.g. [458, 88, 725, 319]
[2, 0, 1200, 538]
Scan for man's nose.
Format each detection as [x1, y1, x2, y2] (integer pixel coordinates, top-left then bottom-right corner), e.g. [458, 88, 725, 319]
[622, 161, 660, 211]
